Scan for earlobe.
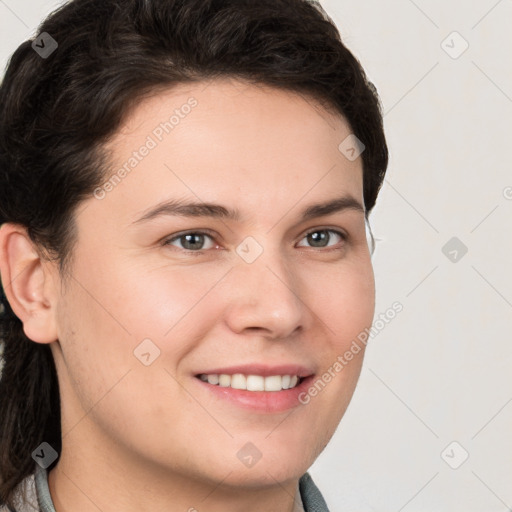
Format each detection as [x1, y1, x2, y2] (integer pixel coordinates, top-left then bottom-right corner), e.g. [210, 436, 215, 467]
[0, 223, 58, 344]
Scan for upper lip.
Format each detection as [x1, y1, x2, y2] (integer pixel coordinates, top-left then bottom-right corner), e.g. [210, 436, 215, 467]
[195, 364, 314, 378]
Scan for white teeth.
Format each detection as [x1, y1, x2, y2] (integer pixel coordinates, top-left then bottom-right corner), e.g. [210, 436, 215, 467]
[207, 374, 219, 385]
[199, 373, 302, 391]
[246, 375, 265, 391]
[264, 375, 282, 391]
[218, 374, 231, 387]
[230, 373, 246, 390]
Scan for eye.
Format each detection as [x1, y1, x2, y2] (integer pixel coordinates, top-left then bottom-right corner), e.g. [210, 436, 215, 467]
[297, 229, 347, 249]
[163, 231, 217, 251]
[162, 228, 347, 253]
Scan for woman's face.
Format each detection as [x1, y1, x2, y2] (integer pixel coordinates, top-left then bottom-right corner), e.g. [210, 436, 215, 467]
[50, 78, 375, 487]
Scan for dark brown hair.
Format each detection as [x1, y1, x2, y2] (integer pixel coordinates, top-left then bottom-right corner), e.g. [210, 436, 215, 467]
[0, 0, 388, 507]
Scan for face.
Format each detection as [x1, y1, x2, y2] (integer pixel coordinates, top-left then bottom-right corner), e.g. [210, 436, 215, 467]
[50, 78, 375, 488]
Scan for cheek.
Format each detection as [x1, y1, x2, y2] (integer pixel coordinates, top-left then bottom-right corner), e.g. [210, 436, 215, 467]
[298, 258, 374, 417]
[65, 253, 223, 350]
[115, 255, 227, 322]
[308, 258, 375, 347]
[54, 277, 134, 414]
[294, 263, 374, 459]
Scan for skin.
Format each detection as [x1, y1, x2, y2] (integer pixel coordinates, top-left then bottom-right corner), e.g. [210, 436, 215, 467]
[0, 78, 375, 512]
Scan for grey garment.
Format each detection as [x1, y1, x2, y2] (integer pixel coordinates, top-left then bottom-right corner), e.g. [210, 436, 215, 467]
[1, 464, 329, 512]
[299, 473, 330, 512]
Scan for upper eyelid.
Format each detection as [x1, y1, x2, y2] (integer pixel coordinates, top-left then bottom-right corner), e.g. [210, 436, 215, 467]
[302, 226, 347, 237]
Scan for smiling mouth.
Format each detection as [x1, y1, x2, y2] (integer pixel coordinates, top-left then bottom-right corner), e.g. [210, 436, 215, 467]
[196, 373, 303, 392]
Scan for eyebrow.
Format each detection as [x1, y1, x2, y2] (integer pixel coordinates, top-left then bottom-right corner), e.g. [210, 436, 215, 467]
[131, 195, 365, 225]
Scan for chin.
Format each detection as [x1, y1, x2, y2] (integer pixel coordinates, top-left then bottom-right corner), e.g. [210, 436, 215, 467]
[215, 462, 309, 490]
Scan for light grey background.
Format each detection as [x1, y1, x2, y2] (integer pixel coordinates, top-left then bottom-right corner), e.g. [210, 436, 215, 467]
[1, 1, 511, 511]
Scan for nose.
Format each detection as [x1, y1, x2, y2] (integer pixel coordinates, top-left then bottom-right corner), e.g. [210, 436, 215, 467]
[222, 249, 308, 340]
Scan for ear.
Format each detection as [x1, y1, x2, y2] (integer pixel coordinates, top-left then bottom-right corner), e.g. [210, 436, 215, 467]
[0, 223, 59, 344]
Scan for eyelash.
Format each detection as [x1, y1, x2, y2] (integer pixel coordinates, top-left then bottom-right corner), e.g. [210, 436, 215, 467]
[161, 228, 348, 253]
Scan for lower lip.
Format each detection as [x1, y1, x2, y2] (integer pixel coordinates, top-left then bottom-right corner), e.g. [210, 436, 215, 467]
[193, 376, 315, 413]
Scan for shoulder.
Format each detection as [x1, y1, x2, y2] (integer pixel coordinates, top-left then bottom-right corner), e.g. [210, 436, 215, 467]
[299, 472, 330, 512]
[0, 470, 40, 512]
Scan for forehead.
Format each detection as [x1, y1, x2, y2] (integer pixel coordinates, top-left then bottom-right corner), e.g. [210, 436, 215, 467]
[88, 78, 363, 228]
